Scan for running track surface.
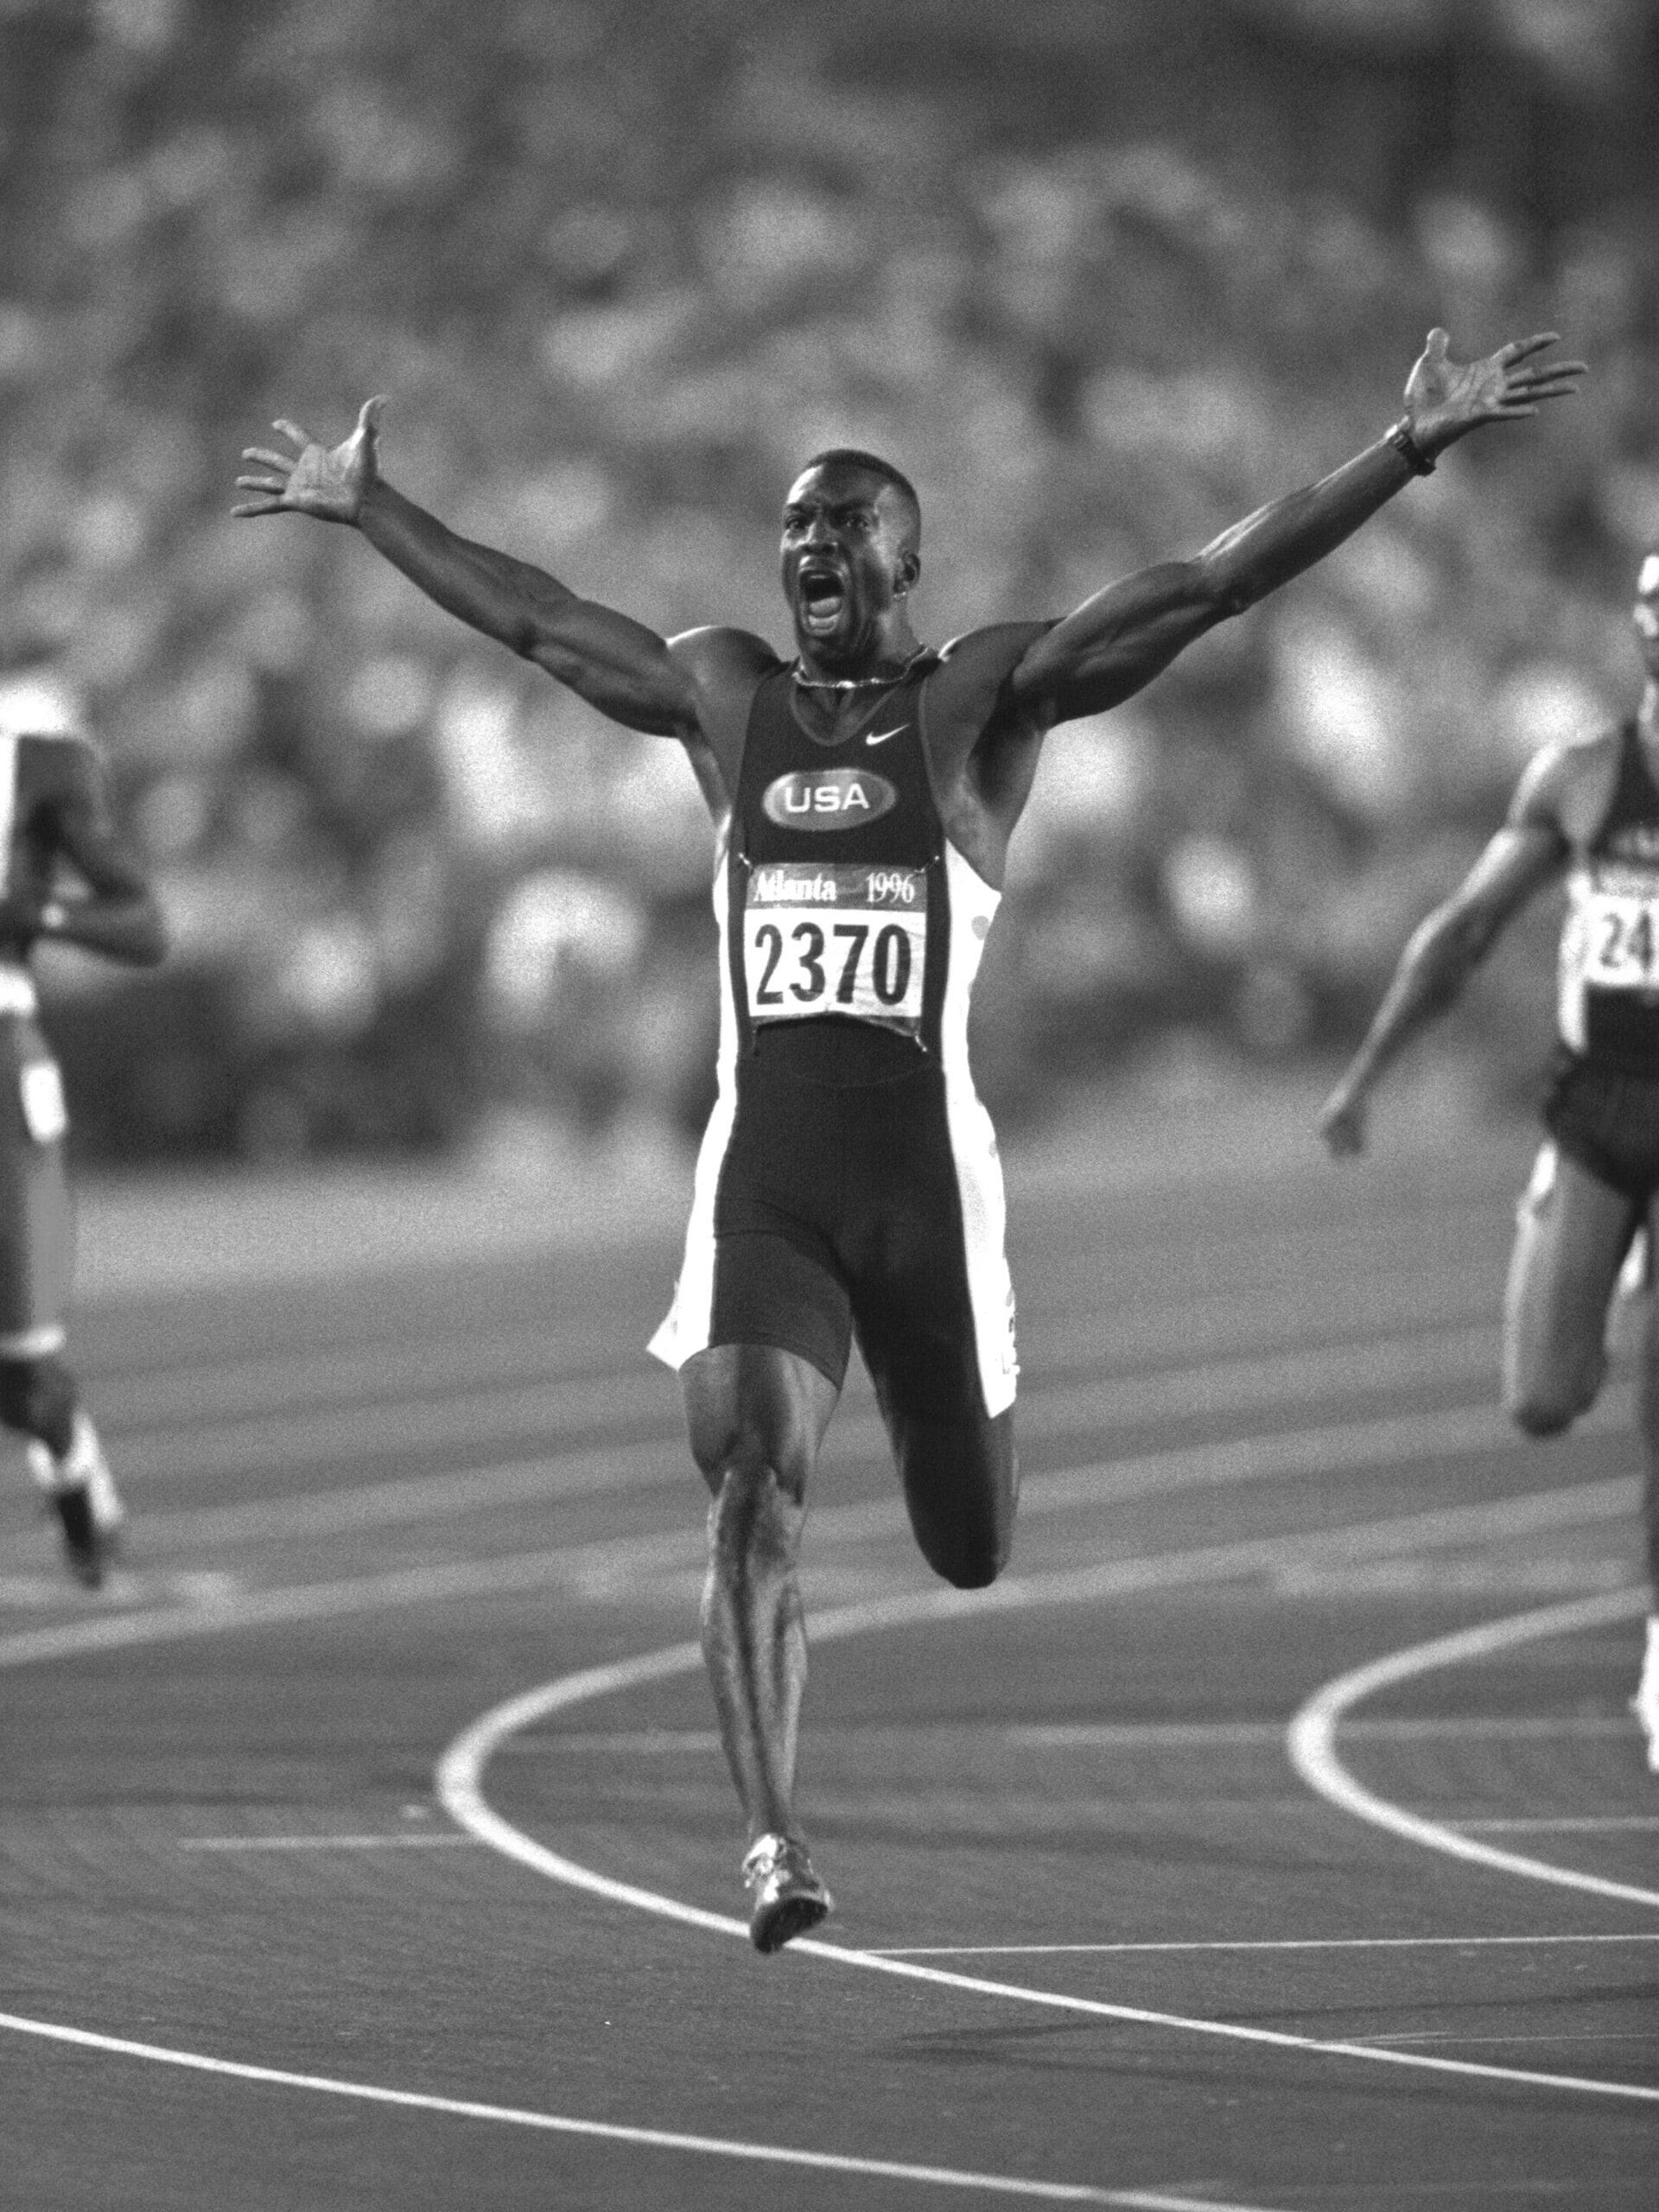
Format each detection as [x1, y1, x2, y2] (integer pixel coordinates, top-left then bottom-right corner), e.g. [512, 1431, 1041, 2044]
[3, 1082, 1656, 2211]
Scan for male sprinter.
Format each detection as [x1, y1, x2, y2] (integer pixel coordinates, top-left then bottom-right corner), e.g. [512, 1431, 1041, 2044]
[237, 327, 1583, 1945]
[1320, 550, 1659, 1776]
[0, 690, 166, 1586]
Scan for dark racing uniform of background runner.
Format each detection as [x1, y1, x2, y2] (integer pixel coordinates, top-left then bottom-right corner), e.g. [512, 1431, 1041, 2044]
[236, 325, 1585, 1938]
[0, 721, 166, 1586]
[1548, 718, 1659, 1200]
[1320, 556, 1659, 1775]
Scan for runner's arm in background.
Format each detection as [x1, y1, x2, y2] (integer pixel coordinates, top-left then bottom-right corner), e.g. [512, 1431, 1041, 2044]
[16, 743, 167, 965]
[1317, 750, 1573, 1157]
[1007, 331, 1586, 728]
[234, 399, 704, 739]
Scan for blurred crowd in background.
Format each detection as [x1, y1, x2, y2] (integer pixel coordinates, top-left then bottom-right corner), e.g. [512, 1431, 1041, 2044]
[2, 0, 1657, 1162]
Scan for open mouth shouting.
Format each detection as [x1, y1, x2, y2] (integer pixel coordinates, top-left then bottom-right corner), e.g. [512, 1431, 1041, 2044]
[798, 565, 849, 637]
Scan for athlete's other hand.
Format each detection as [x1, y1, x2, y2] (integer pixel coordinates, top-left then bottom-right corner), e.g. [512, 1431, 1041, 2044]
[1317, 1085, 1369, 1159]
[233, 397, 385, 524]
[1401, 330, 1586, 461]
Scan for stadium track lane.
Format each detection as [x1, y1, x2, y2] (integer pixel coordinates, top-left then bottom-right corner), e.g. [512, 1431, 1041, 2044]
[4, 1105, 1657, 2208]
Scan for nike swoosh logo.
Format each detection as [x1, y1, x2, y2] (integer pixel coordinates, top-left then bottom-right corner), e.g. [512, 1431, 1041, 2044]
[865, 727, 904, 747]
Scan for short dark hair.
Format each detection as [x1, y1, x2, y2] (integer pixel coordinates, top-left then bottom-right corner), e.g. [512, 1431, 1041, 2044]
[795, 448, 921, 546]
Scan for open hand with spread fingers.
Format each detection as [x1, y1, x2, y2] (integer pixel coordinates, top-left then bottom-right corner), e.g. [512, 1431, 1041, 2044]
[1401, 329, 1586, 465]
[232, 396, 386, 524]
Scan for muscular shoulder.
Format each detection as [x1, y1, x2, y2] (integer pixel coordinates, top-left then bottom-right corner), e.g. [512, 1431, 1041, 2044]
[668, 625, 781, 690]
[925, 622, 1052, 749]
[663, 626, 781, 809]
[932, 623, 1051, 696]
[1509, 724, 1621, 849]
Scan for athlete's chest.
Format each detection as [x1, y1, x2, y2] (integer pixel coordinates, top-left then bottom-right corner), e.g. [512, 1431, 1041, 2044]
[737, 676, 937, 845]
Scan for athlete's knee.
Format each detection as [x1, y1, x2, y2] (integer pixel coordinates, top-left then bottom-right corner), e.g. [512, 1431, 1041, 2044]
[0, 1354, 75, 1445]
[929, 1528, 1010, 1591]
[702, 1459, 805, 1593]
[907, 1497, 1013, 1589]
[898, 1414, 1017, 1589]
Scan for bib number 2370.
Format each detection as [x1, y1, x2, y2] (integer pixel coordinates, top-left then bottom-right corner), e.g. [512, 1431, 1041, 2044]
[744, 862, 926, 1035]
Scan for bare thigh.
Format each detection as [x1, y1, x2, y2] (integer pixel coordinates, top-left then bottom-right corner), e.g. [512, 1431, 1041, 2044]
[1503, 1141, 1641, 1433]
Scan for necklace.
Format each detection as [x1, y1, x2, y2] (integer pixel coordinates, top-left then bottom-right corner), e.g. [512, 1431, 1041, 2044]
[790, 646, 930, 692]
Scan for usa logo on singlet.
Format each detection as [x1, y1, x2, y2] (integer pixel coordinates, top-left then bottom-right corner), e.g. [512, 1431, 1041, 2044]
[761, 769, 897, 831]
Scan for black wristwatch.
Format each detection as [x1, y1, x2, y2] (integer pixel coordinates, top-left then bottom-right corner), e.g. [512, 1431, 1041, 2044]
[1385, 417, 1436, 477]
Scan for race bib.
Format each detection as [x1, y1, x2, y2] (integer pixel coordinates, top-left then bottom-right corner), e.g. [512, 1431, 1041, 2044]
[743, 861, 927, 1036]
[1583, 889, 1659, 991]
[19, 1059, 68, 1145]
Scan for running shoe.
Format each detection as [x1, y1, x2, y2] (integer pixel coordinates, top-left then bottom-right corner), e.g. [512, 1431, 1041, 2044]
[29, 1435, 124, 1591]
[741, 1832, 833, 1953]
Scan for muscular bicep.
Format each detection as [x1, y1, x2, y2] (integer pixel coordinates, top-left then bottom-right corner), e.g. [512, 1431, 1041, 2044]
[1007, 562, 1224, 723]
[522, 594, 703, 737]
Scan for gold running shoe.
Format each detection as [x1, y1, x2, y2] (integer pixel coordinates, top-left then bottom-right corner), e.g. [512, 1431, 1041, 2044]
[741, 1833, 833, 1953]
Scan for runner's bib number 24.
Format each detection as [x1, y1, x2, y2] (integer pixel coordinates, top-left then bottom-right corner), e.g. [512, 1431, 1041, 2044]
[1583, 889, 1659, 990]
[743, 861, 926, 1036]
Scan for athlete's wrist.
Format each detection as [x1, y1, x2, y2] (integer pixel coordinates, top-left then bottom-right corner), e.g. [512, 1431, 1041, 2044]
[1385, 417, 1437, 477]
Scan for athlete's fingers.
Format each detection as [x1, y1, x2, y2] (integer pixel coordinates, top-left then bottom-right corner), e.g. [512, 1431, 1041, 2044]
[230, 497, 282, 518]
[1501, 330, 1563, 361]
[234, 472, 287, 493]
[1510, 358, 1587, 383]
[271, 417, 314, 448]
[354, 394, 387, 435]
[241, 445, 295, 471]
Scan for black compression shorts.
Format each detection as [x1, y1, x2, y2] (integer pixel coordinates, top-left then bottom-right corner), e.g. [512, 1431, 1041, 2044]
[1541, 1047, 1659, 1205]
[706, 1022, 995, 1424]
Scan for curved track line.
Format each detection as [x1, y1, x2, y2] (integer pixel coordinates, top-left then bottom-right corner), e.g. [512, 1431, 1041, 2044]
[0, 2012, 1281, 2210]
[1287, 1587, 1658, 1909]
[434, 1592, 1659, 2107]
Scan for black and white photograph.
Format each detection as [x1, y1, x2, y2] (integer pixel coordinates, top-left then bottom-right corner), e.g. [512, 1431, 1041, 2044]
[2, 2, 1656, 2203]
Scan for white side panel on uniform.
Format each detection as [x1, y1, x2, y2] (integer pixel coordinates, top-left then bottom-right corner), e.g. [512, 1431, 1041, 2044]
[0, 737, 16, 899]
[649, 850, 740, 1371]
[938, 841, 1018, 1417]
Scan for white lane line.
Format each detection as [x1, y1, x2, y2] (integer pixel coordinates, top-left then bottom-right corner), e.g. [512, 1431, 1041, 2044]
[434, 1598, 1659, 2107]
[1453, 1818, 1659, 1834]
[0, 2012, 1264, 2209]
[1287, 1590, 1659, 1911]
[93, 1328, 632, 1431]
[0, 1461, 1633, 1676]
[99, 1306, 1516, 1494]
[88, 1245, 1497, 1433]
[108, 1376, 676, 1485]
[178, 1834, 477, 1852]
[1027, 1259, 1497, 1375]
[0, 1529, 702, 1669]
[113, 1380, 1637, 1566]
[1006, 1717, 1640, 1747]
[871, 1936, 1659, 1956]
[1351, 2032, 1655, 2048]
[514, 1717, 1643, 1757]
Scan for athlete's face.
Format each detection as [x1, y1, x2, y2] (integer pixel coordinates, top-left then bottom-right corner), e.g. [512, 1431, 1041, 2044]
[1635, 553, 1659, 677]
[780, 464, 918, 669]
